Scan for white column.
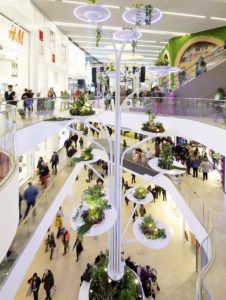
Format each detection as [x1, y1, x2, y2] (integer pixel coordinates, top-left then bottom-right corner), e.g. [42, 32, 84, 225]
[108, 50, 124, 281]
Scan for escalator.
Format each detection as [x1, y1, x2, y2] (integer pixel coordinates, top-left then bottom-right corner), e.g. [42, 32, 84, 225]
[162, 46, 225, 99]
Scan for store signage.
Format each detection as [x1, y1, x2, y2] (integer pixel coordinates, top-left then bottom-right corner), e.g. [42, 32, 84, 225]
[9, 25, 24, 45]
[39, 30, 43, 42]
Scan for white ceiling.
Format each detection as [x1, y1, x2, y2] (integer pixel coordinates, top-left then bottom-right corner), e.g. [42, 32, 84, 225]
[32, 0, 226, 65]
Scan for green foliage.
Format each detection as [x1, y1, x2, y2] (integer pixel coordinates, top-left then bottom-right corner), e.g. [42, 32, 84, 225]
[81, 146, 94, 161]
[44, 116, 71, 121]
[90, 256, 143, 299]
[134, 187, 148, 200]
[69, 94, 95, 116]
[155, 57, 169, 66]
[109, 62, 115, 71]
[158, 143, 173, 170]
[144, 4, 153, 25]
[88, 0, 98, 3]
[139, 215, 166, 239]
[96, 27, 102, 47]
[142, 109, 165, 133]
[72, 185, 111, 238]
[165, 26, 226, 66]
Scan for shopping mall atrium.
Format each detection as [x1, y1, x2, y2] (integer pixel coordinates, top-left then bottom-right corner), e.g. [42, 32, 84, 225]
[1, 0, 226, 299]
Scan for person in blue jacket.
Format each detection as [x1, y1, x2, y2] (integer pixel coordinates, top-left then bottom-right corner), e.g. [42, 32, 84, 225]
[23, 182, 39, 219]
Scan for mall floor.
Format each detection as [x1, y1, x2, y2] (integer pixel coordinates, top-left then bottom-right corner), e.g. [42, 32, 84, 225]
[13, 132, 226, 300]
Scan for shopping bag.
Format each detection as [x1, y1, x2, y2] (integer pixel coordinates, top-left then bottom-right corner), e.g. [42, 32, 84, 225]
[51, 285, 57, 297]
[26, 286, 32, 297]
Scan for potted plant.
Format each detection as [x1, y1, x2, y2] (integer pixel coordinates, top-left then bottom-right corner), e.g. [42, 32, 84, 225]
[139, 215, 166, 240]
[134, 187, 149, 200]
[141, 109, 165, 133]
[155, 58, 169, 66]
[72, 186, 111, 238]
[69, 94, 95, 116]
[71, 146, 94, 164]
[158, 143, 173, 170]
[89, 255, 143, 299]
[44, 116, 71, 121]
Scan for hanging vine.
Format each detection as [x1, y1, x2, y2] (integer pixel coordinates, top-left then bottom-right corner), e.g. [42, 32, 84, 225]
[131, 40, 137, 55]
[87, 0, 98, 3]
[96, 27, 102, 47]
[145, 4, 153, 25]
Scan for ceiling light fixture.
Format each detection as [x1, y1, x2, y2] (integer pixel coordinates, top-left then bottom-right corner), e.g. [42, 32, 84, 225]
[54, 22, 188, 36]
[163, 11, 206, 18]
[210, 16, 226, 21]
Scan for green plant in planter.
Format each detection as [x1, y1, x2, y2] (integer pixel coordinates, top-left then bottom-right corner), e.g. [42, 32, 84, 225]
[44, 116, 71, 121]
[18, 109, 26, 119]
[83, 185, 105, 198]
[109, 62, 115, 71]
[134, 187, 149, 200]
[69, 94, 95, 116]
[81, 146, 94, 161]
[90, 256, 143, 300]
[87, 0, 98, 3]
[139, 215, 166, 239]
[141, 109, 165, 133]
[155, 58, 169, 66]
[158, 143, 173, 170]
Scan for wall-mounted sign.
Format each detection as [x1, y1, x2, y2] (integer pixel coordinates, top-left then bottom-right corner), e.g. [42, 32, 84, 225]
[9, 25, 24, 45]
[39, 30, 43, 42]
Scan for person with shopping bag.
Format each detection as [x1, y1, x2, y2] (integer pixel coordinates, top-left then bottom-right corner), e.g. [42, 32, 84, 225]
[27, 273, 41, 300]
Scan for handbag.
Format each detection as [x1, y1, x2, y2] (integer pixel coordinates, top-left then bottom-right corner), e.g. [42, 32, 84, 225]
[51, 285, 57, 297]
[26, 286, 32, 297]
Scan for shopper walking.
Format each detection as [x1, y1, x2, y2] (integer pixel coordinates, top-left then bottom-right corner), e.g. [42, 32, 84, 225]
[27, 273, 41, 300]
[192, 159, 199, 178]
[19, 192, 23, 219]
[86, 169, 94, 183]
[131, 174, 136, 184]
[37, 157, 44, 174]
[162, 188, 167, 201]
[139, 204, 146, 217]
[145, 147, 152, 165]
[50, 151, 59, 174]
[40, 162, 50, 188]
[23, 182, 39, 219]
[79, 137, 84, 149]
[55, 214, 63, 238]
[48, 233, 56, 260]
[185, 155, 192, 175]
[200, 159, 212, 181]
[61, 228, 70, 255]
[41, 269, 54, 300]
[64, 138, 72, 155]
[73, 237, 84, 262]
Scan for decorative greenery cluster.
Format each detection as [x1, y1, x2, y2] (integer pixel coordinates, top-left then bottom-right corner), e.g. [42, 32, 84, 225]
[139, 215, 166, 240]
[71, 147, 94, 164]
[87, 0, 98, 3]
[134, 187, 149, 200]
[133, 2, 153, 26]
[89, 256, 143, 300]
[44, 116, 71, 121]
[69, 94, 95, 116]
[73, 186, 111, 238]
[81, 146, 94, 161]
[158, 143, 173, 170]
[141, 109, 165, 133]
[155, 58, 169, 66]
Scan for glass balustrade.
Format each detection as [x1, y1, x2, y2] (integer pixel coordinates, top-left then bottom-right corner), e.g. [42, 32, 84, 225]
[0, 104, 16, 187]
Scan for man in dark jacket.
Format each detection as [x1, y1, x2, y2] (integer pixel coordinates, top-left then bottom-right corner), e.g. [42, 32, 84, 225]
[28, 273, 41, 300]
[4, 84, 17, 105]
[50, 151, 59, 174]
[42, 269, 54, 300]
[23, 182, 39, 219]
